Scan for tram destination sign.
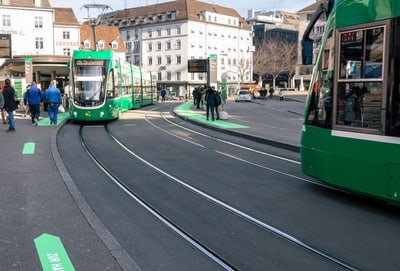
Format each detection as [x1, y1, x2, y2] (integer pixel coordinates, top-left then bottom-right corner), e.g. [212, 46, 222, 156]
[188, 59, 208, 73]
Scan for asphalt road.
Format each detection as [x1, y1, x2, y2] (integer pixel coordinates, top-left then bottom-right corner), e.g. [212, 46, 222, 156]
[57, 101, 400, 271]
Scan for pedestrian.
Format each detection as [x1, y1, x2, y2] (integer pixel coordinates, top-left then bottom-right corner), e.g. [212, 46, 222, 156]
[160, 89, 166, 102]
[205, 86, 216, 121]
[279, 89, 285, 101]
[45, 80, 62, 125]
[213, 87, 221, 120]
[0, 86, 5, 124]
[192, 87, 199, 106]
[24, 81, 43, 126]
[23, 84, 30, 118]
[269, 86, 275, 101]
[3, 78, 18, 132]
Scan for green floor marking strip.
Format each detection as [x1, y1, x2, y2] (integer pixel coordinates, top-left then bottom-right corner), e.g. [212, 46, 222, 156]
[22, 142, 35, 154]
[174, 101, 248, 129]
[38, 112, 70, 126]
[34, 233, 75, 271]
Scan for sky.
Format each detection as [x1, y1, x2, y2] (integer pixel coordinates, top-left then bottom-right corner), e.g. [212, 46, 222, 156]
[51, 0, 316, 22]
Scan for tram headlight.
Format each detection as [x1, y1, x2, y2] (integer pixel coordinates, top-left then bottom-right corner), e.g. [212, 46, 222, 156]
[100, 112, 104, 117]
[73, 112, 77, 117]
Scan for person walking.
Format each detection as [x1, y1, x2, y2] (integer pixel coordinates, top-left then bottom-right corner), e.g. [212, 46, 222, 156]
[24, 82, 43, 126]
[3, 79, 18, 132]
[0, 87, 5, 124]
[213, 87, 221, 120]
[160, 89, 166, 102]
[205, 86, 216, 121]
[45, 80, 62, 125]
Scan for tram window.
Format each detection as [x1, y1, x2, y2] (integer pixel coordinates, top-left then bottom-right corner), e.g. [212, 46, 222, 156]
[106, 70, 115, 98]
[339, 27, 384, 79]
[336, 82, 382, 129]
[307, 29, 335, 128]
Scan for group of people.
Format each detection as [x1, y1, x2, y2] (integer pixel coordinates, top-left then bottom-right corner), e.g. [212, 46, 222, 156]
[0, 79, 62, 132]
[192, 85, 222, 121]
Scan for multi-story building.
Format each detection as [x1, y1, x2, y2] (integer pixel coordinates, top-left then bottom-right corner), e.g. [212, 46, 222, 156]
[102, 0, 253, 97]
[0, 0, 80, 92]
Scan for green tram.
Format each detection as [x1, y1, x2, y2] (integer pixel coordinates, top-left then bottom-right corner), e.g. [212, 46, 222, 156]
[69, 50, 157, 121]
[301, 0, 400, 204]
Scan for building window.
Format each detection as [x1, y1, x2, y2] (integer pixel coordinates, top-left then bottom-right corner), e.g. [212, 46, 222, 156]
[34, 16, 43, 28]
[63, 48, 71, 56]
[166, 55, 171, 65]
[84, 40, 90, 49]
[63, 31, 70, 39]
[157, 42, 161, 51]
[98, 40, 105, 49]
[126, 30, 130, 40]
[176, 55, 181, 64]
[157, 56, 162, 65]
[111, 41, 118, 49]
[175, 40, 181, 50]
[2, 15, 10, 27]
[148, 42, 153, 52]
[167, 71, 171, 80]
[171, 11, 176, 20]
[176, 71, 181, 80]
[166, 27, 171, 36]
[35, 37, 44, 49]
[157, 29, 161, 37]
[148, 29, 152, 38]
[162, 12, 166, 21]
[176, 25, 181, 35]
[158, 72, 162, 81]
[134, 29, 139, 39]
[166, 40, 171, 50]
[152, 14, 157, 22]
[148, 57, 153, 65]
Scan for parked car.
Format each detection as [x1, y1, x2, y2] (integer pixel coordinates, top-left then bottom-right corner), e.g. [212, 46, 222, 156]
[234, 89, 252, 102]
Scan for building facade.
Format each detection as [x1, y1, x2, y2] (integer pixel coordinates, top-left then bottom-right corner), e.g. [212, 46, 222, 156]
[102, 0, 253, 97]
[0, 0, 80, 92]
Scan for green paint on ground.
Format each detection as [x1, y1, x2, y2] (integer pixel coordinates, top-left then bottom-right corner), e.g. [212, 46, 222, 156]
[22, 142, 35, 154]
[38, 112, 69, 126]
[174, 101, 248, 129]
[34, 233, 75, 271]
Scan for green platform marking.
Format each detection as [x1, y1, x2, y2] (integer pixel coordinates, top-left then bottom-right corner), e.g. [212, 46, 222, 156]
[34, 233, 75, 271]
[174, 101, 248, 129]
[38, 112, 70, 126]
[22, 142, 35, 154]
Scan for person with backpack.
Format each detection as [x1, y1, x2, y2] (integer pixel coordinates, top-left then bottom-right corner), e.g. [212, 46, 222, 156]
[3, 78, 18, 132]
[24, 81, 43, 126]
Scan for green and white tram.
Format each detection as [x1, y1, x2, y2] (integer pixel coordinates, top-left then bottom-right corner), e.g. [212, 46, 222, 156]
[69, 50, 157, 121]
[301, 0, 400, 204]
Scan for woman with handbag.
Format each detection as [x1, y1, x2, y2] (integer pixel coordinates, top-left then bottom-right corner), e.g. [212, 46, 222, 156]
[3, 78, 18, 132]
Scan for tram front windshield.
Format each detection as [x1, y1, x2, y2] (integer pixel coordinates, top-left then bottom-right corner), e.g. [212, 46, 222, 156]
[73, 60, 108, 107]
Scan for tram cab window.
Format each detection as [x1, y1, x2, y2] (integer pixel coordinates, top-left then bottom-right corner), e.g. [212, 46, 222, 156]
[306, 29, 335, 128]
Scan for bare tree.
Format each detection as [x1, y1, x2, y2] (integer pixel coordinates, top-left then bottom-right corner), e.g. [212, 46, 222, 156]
[253, 39, 297, 88]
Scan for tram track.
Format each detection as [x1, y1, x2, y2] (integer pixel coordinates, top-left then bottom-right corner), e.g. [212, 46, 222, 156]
[76, 121, 361, 271]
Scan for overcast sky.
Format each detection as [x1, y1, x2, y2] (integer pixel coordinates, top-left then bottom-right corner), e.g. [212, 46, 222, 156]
[52, 0, 316, 22]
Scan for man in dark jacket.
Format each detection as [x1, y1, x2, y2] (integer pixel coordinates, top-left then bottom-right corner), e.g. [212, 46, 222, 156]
[24, 81, 43, 126]
[3, 78, 18, 132]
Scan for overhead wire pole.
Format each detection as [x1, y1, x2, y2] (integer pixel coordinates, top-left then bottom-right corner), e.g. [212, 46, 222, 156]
[81, 4, 113, 51]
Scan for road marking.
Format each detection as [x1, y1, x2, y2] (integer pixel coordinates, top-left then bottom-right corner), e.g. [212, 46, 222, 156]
[22, 142, 35, 154]
[34, 233, 75, 271]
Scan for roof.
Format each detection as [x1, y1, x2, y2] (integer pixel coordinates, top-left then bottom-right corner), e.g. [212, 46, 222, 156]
[79, 24, 126, 51]
[297, 0, 324, 13]
[101, 0, 251, 31]
[54, 8, 80, 26]
[0, 0, 51, 9]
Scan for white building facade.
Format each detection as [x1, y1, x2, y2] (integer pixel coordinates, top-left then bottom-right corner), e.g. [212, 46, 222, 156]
[105, 0, 253, 97]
